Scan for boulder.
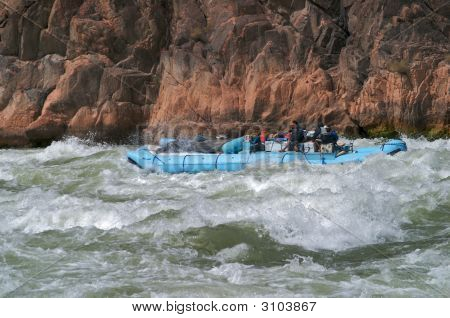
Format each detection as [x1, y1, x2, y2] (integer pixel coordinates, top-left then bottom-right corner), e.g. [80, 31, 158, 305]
[25, 54, 112, 144]
[97, 67, 152, 106]
[40, 54, 111, 117]
[0, 53, 65, 146]
[0, 89, 47, 147]
[39, 0, 84, 57]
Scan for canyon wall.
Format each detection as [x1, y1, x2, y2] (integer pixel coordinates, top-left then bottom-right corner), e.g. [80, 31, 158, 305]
[0, 0, 448, 146]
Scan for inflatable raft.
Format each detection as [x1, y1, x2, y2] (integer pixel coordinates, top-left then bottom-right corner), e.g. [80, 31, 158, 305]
[127, 138, 407, 174]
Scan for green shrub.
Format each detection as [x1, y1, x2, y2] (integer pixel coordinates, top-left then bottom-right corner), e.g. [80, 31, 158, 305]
[190, 26, 205, 42]
[367, 128, 401, 139]
[387, 59, 410, 75]
[425, 128, 449, 140]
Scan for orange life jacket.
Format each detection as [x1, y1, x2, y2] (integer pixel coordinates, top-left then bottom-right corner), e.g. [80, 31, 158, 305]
[260, 133, 266, 143]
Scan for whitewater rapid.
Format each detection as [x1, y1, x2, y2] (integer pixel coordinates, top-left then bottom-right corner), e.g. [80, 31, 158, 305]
[0, 137, 449, 297]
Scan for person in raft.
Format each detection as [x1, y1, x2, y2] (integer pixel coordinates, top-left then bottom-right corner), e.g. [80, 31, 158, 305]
[269, 127, 287, 139]
[249, 129, 268, 152]
[282, 120, 304, 152]
[314, 126, 339, 152]
[312, 122, 325, 151]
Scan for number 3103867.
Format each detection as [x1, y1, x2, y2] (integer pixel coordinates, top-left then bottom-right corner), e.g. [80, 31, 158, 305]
[261, 302, 316, 312]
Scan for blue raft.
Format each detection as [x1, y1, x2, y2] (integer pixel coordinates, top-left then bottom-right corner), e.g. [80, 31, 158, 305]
[127, 139, 407, 174]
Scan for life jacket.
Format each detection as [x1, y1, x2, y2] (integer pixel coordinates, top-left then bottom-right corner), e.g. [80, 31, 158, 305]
[320, 133, 332, 144]
[298, 129, 306, 142]
[330, 131, 339, 143]
[260, 133, 266, 143]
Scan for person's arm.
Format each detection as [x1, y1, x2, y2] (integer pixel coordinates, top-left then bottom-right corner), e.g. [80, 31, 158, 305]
[313, 128, 320, 138]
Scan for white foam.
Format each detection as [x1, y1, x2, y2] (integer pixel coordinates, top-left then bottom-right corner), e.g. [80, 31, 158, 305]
[0, 138, 448, 253]
[208, 263, 252, 285]
[215, 243, 250, 263]
[34, 137, 112, 162]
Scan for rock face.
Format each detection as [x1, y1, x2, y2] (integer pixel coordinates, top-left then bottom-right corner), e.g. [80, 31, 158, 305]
[0, 0, 448, 147]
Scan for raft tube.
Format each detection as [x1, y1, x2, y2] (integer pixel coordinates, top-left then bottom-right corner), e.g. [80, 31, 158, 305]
[127, 139, 407, 174]
[221, 137, 245, 154]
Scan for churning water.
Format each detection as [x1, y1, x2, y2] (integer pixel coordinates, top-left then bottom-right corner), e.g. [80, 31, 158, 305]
[0, 137, 449, 297]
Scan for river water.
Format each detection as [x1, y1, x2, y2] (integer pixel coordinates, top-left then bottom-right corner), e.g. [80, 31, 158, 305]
[0, 137, 449, 297]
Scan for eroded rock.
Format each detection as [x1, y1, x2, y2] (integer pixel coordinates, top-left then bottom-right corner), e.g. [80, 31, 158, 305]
[0, 0, 448, 147]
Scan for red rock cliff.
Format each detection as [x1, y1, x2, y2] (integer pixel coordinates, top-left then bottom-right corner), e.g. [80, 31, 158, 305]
[0, 0, 448, 146]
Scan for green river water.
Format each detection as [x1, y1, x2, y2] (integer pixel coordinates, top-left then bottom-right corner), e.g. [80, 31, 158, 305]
[0, 137, 449, 297]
